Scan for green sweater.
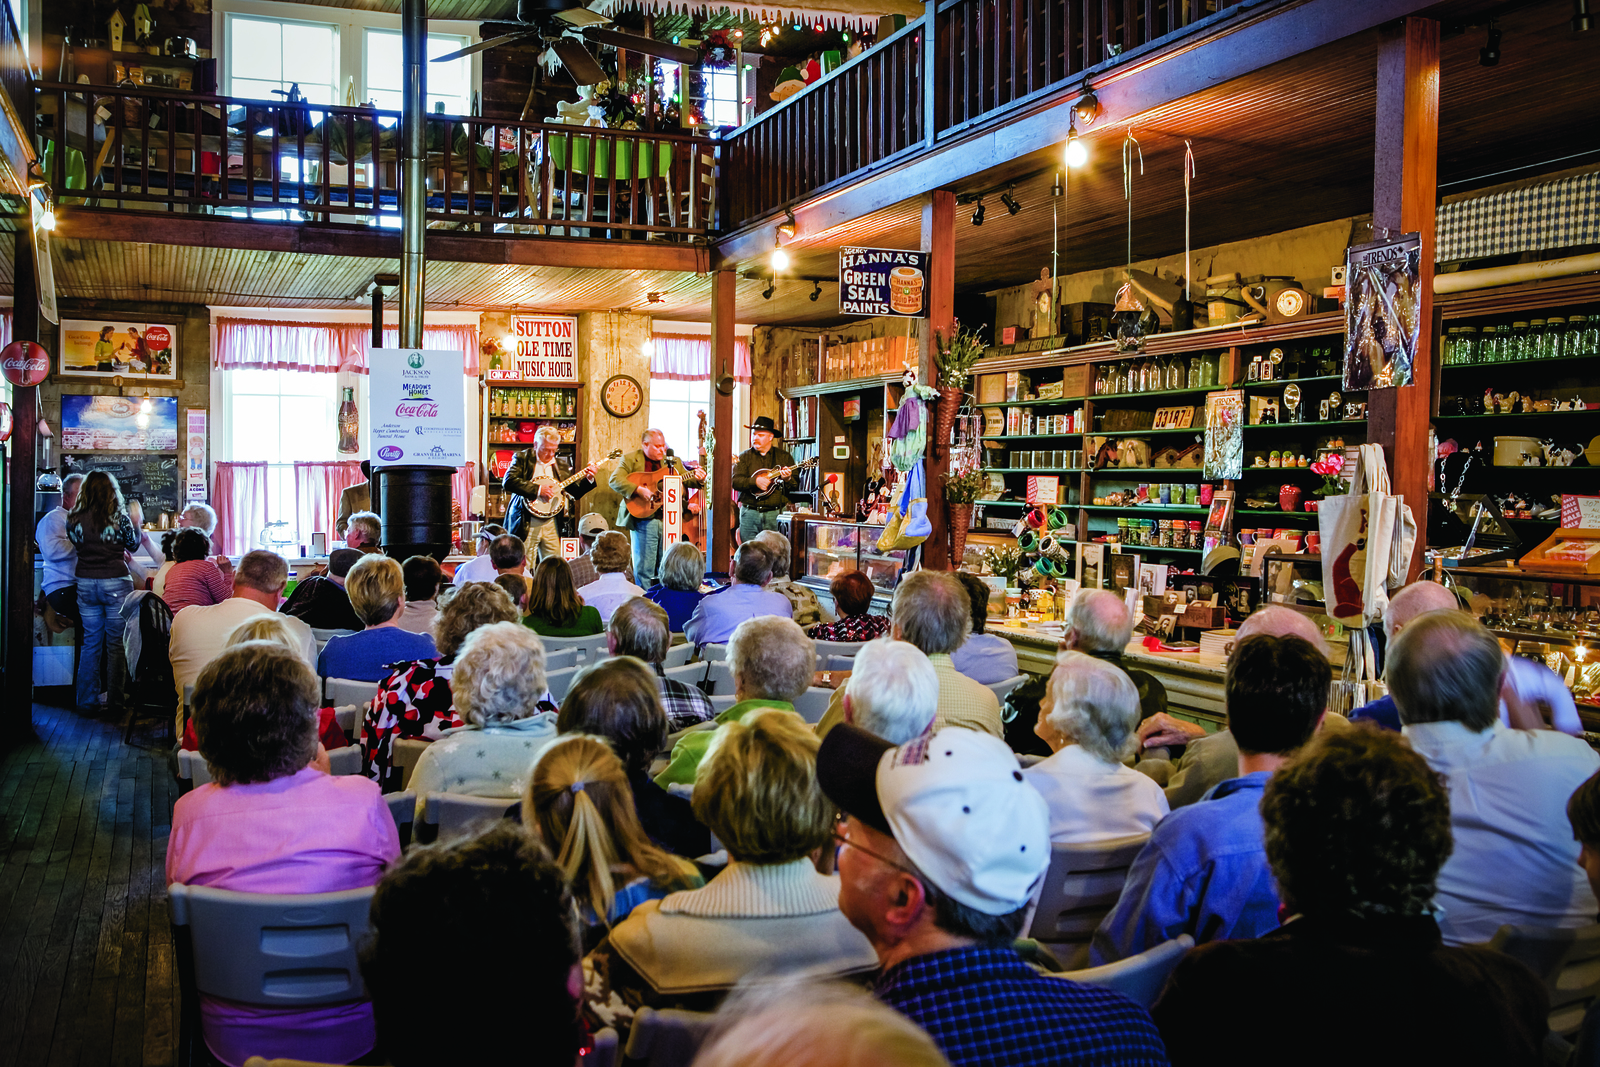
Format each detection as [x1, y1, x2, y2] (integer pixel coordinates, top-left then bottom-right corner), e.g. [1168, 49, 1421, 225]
[524, 606, 605, 637]
[654, 699, 794, 788]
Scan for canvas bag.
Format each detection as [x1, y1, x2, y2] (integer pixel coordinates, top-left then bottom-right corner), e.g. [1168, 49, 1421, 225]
[892, 461, 931, 549]
[1318, 444, 1399, 626]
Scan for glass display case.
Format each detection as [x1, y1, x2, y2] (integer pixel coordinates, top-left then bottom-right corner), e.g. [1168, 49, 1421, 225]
[797, 519, 912, 595]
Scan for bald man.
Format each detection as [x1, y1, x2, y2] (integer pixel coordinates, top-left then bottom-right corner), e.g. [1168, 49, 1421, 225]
[1352, 581, 1582, 736]
[1136, 605, 1344, 808]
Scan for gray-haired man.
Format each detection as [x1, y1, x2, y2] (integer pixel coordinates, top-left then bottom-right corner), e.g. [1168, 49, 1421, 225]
[503, 427, 594, 560]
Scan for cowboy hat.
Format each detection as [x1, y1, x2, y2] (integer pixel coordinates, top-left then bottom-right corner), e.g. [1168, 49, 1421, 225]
[745, 416, 782, 435]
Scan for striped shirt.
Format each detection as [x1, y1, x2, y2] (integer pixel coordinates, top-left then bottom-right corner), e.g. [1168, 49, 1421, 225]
[162, 559, 233, 614]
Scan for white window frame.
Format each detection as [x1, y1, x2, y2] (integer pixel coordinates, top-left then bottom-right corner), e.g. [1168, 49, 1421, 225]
[213, 0, 481, 113]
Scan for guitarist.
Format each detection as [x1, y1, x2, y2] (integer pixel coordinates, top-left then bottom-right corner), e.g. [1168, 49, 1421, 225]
[504, 427, 595, 561]
[609, 428, 703, 589]
[731, 416, 797, 543]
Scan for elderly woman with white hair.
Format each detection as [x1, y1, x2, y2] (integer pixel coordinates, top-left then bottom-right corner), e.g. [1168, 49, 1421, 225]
[654, 615, 816, 788]
[841, 638, 939, 745]
[407, 621, 558, 819]
[1025, 650, 1169, 843]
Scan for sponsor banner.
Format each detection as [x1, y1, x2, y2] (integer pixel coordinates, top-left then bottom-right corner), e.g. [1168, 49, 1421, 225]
[370, 348, 466, 468]
[485, 315, 580, 382]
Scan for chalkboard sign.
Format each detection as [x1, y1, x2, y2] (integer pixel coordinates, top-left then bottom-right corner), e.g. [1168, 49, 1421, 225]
[62, 453, 182, 518]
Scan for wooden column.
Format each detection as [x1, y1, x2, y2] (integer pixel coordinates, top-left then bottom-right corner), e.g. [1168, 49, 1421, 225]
[7, 222, 39, 721]
[710, 269, 736, 573]
[921, 189, 956, 570]
[1367, 16, 1439, 581]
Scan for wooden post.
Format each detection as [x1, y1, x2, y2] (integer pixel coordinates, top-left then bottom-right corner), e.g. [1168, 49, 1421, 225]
[710, 269, 737, 573]
[921, 189, 956, 570]
[1367, 16, 1438, 581]
[7, 222, 39, 721]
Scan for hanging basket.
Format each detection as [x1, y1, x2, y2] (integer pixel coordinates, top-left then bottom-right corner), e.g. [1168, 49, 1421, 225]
[935, 385, 964, 449]
[949, 502, 972, 564]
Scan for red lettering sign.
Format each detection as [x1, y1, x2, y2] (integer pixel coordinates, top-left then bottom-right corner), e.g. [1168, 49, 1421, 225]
[395, 401, 440, 418]
[144, 325, 172, 349]
[0, 341, 50, 387]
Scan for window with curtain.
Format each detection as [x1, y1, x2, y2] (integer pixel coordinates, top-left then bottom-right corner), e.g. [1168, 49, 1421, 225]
[213, 319, 480, 374]
[225, 369, 341, 542]
[648, 378, 711, 463]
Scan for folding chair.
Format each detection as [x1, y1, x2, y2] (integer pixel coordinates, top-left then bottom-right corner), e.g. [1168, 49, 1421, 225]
[986, 674, 1029, 705]
[544, 647, 580, 672]
[792, 687, 833, 725]
[664, 661, 707, 687]
[326, 746, 362, 776]
[537, 632, 609, 664]
[419, 791, 514, 844]
[393, 738, 429, 790]
[175, 746, 211, 791]
[813, 639, 867, 661]
[309, 627, 356, 653]
[708, 694, 738, 715]
[703, 660, 734, 695]
[663, 642, 695, 668]
[545, 665, 580, 702]
[1057, 934, 1193, 1008]
[385, 789, 416, 849]
[700, 643, 728, 661]
[324, 677, 379, 710]
[333, 705, 358, 737]
[623, 1006, 718, 1067]
[1028, 833, 1151, 969]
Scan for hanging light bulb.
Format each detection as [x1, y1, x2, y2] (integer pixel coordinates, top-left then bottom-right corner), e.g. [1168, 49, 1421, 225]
[641, 338, 654, 358]
[771, 246, 791, 272]
[135, 411, 150, 429]
[39, 203, 56, 231]
[1064, 123, 1087, 168]
[139, 393, 152, 414]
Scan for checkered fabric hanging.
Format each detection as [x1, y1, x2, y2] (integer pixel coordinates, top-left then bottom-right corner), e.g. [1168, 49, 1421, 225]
[1436, 170, 1600, 263]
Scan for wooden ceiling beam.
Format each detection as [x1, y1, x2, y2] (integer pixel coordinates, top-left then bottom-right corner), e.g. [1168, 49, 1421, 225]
[53, 210, 705, 273]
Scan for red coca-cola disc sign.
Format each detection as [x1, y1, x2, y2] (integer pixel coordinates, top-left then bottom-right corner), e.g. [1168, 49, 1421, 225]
[0, 402, 12, 442]
[0, 341, 51, 387]
[144, 326, 172, 349]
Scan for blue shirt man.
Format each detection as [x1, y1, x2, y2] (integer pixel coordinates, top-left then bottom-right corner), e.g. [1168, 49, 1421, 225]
[1093, 631, 1333, 965]
[682, 542, 791, 647]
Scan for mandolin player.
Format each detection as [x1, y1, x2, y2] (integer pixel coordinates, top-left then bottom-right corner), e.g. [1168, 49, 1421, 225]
[731, 415, 798, 543]
[609, 428, 703, 589]
[503, 427, 595, 561]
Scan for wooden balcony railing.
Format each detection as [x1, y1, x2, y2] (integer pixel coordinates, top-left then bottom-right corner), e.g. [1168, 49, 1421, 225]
[33, 82, 720, 240]
[724, 0, 1245, 227]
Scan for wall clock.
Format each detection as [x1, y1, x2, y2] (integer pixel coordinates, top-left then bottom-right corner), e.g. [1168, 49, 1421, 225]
[601, 374, 644, 418]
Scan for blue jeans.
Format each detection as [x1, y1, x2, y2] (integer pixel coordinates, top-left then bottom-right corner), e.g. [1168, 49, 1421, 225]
[76, 577, 132, 710]
[739, 506, 781, 544]
[631, 519, 663, 590]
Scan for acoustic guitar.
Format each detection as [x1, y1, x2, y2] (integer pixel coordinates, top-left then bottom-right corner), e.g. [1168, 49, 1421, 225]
[525, 449, 622, 520]
[623, 461, 705, 520]
[747, 456, 818, 501]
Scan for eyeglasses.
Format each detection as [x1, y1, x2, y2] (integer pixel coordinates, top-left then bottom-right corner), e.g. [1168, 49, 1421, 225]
[833, 826, 919, 878]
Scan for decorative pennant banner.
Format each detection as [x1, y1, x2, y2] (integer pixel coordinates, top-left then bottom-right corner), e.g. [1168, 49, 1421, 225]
[662, 474, 684, 545]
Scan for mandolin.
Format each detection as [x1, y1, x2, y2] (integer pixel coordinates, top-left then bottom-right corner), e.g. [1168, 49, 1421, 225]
[624, 460, 705, 520]
[748, 456, 818, 500]
[525, 448, 621, 519]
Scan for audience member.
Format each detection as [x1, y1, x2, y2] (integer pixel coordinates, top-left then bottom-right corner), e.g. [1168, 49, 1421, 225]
[1354, 580, 1583, 735]
[818, 724, 1168, 1067]
[360, 824, 583, 1066]
[335, 463, 370, 541]
[408, 621, 558, 817]
[36, 472, 84, 625]
[395, 555, 444, 634]
[683, 542, 792, 647]
[576, 532, 647, 625]
[169, 550, 317, 709]
[656, 615, 814, 787]
[160, 529, 233, 614]
[152, 504, 218, 597]
[1566, 770, 1600, 1064]
[494, 572, 529, 613]
[1059, 590, 1166, 722]
[178, 502, 218, 536]
[755, 530, 829, 631]
[525, 556, 604, 637]
[1027, 651, 1168, 844]
[556, 657, 711, 858]
[1152, 729, 1550, 1065]
[810, 570, 893, 644]
[816, 571, 1003, 740]
[524, 734, 703, 950]
[610, 597, 715, 730]
[180, 615, 348, 754]
[1093, 633, 1328, 964]
[167, 642, 398, 1066]
[569, 513, 634, 589]
[949, 572, 1019, 684]
[1136, 604, 1337, 808]
[318, 555, 438, 682]
[364, 582, 520, 787]
[586, 710, 877, 1037]
[840, 638, 938, 744]
[1389, 609, 1600, 945]
[67, 471, 141, 712]
[451, 524, 508, 586]
[646, 541, 707, 633]
[692, 979, 952, 1067]
[345, 509, 383, 552]
[280, 547, 366, 631]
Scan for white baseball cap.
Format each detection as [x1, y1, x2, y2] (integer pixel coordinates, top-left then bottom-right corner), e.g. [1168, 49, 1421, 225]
[818, 724, 1050, 916]
[577, 513, 610, 537]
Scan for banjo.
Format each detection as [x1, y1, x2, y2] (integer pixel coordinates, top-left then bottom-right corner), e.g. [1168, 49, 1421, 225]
[747, 456, 818, 501]
[526, 448, 621, 519]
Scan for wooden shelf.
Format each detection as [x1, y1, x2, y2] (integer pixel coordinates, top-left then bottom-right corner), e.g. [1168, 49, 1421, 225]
[1243, 420, 1366, 430]
[1093, 385, 1220, 401]
[1079, 504, 1209, 513]
[1093, 425, 1205, 436]
[975, 398, 1085, 408]
[981, 432, 1084, 440]
[1242, 374, 1348, 391]
[1439, 352, 1600, 373]
[973, 312, 1347, 374]
[1434, 409, 1600, 421]
[1089, 467, 1207, 476]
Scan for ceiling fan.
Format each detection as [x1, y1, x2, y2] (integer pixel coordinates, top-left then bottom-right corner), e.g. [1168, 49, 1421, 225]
[433, 0, 701, 85]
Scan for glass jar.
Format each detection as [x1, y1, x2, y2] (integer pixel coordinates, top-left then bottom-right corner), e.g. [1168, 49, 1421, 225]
[1544, 316, 1567, 361]
[1509, 321, 1530, 361]
[1186, 355, 1202, 389]
[1527, 319, 1546, 360]
[1480, 325, 1500, 363]
[1572, 314, 1596, 357]
[1094, 365, 1109, 395]
[1442, 327, 1458, 365]
[1459, 325, 1480, 365]
[1169, 356, 1188, 390]
[1201, 353, 1221, 387]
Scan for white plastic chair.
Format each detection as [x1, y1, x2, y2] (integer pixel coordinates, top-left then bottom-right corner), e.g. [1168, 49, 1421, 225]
[1028, 833, 1151, 969]
[700, 643, 728, 661]
[792, 687, 833, 724]
[385, 789, 416, 848]
[169, 883, 374, 1066]
[703, 660, 734, 695]
[986, 673, 1029, 705]
[545, 665, 580, 702]
[1057, 934, 1193, 1008]
[175, 747, 211, 789]
[324, 677, 378, 712]
[309, 627, 356, 652]
[326, 746, 362, 776]
[623, 1006, 718, 1067]
[536, 632, 609, 664]
[333, 705, 358, 737]
[421, 792, 514, 843]
[813, 639, 867, 661]
[708, 694, 738, 715]
[543, 647, 580, 671]
[664, 661, 707, 687]
[393, 738, 429, 790]
[663, 643, 695, 668]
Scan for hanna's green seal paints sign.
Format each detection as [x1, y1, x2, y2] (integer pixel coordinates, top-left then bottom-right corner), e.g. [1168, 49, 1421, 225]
[839, 247, 930, 318]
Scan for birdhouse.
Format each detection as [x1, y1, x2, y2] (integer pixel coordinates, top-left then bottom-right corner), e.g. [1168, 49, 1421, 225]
[133, 4, 154, 43]
[107, 8, 127, 52]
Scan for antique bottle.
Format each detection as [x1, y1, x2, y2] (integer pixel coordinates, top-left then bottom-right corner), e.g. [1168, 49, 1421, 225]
[337, 387, 360, 454]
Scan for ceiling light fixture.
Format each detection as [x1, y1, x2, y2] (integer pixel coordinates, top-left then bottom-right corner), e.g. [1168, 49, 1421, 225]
[810, 280, 823, 302]
[1065, 122, 1087, 168]
[1576, 0, 1593, 32]
[762, 280, 776, 300]
[971, 199, 986, 226]
[1000, 188, 1021, 215]
[1479, 18, 1501, 65]
[641, 338, 654, 357]
[777, 207, 797, 239]
[771, 246, 791, 272]
[1072, 87, 1100, 126]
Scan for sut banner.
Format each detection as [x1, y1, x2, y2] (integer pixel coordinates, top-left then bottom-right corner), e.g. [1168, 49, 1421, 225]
[369, 348, 466, 468]
[838, 247, 931, 318]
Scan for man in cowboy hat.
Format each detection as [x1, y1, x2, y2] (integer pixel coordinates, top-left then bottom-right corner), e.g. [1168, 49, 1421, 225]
[731, 415, 799, 543]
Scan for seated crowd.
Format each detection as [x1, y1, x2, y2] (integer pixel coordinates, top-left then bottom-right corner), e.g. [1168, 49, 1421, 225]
[165, 543, 1600, 1067]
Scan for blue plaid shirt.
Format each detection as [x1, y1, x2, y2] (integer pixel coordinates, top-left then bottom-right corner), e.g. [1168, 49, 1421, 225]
[875, 946, 1169, 1067]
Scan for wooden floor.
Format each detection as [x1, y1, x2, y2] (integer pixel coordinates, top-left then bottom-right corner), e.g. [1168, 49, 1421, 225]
[0, 702, 178, 1067]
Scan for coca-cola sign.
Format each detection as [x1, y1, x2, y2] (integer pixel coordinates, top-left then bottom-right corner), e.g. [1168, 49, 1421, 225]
[395, 401, 439, 418]
[1, 341, 50, 387]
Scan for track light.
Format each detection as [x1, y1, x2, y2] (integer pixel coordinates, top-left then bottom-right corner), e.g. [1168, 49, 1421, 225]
[777, 208, 796, 239]
[1065, 123, 1087, 168]
[1052, 171, 1063, 198]
[762, 280, 776, 300]
[1479, 18, 1501, 65]
[1000, 189, 1021, 215]
[810, 280, 822, 302]
[971, 199, 985, 226]
[1577, 0, 1593, 32]
[1072, 87, 1100, 126]
[771, 246, 791, 272]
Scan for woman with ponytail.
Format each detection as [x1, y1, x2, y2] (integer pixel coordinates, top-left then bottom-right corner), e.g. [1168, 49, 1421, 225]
[524, 735, 701, 950]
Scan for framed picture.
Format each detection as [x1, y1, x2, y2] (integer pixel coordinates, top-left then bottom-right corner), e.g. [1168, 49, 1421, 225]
[61, 394, 178, 451]
[59, 320, 179, 380]
[1205, 489, 1235, 535]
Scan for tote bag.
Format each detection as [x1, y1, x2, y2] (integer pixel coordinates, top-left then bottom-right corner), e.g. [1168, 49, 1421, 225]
[1318, 444, 1399, 626]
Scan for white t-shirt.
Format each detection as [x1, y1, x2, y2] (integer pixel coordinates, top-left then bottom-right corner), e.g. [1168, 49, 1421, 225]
[1024, 743, 1170, 844]
[168, 597, 317, 695]
[451, 553, 531, 587]
[35, 507, 76, 595]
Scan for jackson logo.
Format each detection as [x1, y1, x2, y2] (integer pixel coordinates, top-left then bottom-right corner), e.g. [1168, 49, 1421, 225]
[395, 401, 439, 418]
[407, 353, 425, 369]
[377, 445, 404, 462]
[0, 341, 50, 387]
